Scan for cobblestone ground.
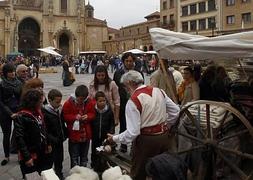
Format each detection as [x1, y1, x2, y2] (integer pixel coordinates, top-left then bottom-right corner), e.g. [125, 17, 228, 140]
[0, 66, 150, 180]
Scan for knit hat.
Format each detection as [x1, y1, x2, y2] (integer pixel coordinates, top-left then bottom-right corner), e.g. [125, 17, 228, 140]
[2, 63, 15, 78]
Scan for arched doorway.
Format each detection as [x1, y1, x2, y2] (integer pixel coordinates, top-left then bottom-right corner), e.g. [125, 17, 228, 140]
[18, 17, 40, 57]
[59, 33, 69, 55]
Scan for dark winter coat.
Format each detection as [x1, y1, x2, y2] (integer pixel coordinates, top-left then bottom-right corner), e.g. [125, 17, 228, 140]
[42, 105, 67, 145]
[91, 105, 115, 143]
[0, 77, 22, 116]
[15, 110, 47, 162]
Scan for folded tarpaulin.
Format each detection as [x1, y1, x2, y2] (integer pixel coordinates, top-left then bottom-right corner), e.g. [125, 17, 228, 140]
[149, 28, 253, 60]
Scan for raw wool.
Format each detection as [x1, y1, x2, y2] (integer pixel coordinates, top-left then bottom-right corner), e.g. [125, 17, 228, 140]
[41, 168, 59, 180]
[118, 175, 132, 180]
[66, 166, 99, 180]
[102, 166, 132, 180]
[65, 173, 83, 180]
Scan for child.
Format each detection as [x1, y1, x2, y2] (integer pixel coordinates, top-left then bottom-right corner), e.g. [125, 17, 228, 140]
[62, 85, 96, 168]
[42, 89, 67, 180]
[91, 91, 115, 172]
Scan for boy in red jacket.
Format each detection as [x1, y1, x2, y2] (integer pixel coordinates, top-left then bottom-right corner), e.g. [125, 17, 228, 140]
[62, 85, 95, 168]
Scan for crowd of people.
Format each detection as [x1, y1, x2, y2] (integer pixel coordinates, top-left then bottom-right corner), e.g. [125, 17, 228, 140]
[0, 51, 245, 180]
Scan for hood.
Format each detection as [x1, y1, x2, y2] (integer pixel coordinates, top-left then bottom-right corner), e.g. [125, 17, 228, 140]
[44, 104, 62, 115]
[95, 104, 109, 113]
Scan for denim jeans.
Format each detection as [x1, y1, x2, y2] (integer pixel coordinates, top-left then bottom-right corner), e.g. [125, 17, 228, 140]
[68, 140, 90, 168]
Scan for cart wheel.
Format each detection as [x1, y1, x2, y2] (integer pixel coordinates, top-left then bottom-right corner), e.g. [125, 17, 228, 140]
[177, 100, 253, 180]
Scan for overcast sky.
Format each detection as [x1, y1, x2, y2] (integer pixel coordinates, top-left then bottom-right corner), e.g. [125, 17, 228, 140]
[88, 0, 160, 29]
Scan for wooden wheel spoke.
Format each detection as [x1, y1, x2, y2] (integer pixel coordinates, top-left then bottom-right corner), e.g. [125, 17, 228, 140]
[177, 145, 205, 154]
[217, 145, 253, 160]
[218, 129, 249, 142]
[178, 131, 205, 144]
[206, 104, 212, 139]
[216, 150, 248, 180]
[216, 110, 229, 133]
[212, 152, 217, 180]
[185, 109, 206, 138]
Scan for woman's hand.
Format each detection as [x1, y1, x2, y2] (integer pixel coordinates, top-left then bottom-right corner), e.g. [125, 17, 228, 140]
[45, 145, 52, 154]
[25, 158, 34, 167]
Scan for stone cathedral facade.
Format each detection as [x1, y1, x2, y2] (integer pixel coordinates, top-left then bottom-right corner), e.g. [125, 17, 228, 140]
[0, 0, 109, 57]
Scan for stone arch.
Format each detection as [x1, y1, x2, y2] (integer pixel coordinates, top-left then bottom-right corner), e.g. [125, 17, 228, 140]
[53, 28, 76, 56]
[18, 17, 41, 56]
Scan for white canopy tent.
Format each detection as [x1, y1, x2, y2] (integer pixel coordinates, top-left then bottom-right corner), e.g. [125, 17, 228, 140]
[123, 49, 144, 54]
[38, 47, 62, 57]
[149, 28, 253, 60]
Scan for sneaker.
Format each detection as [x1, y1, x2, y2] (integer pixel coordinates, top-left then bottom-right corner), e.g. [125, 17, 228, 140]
[1, 158, 9, 166]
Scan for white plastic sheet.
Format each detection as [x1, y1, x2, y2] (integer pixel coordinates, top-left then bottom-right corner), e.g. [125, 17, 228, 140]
[149, 28, 253, 60]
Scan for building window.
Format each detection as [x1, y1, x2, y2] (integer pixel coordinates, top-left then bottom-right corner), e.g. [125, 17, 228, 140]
[190, 20, 196, 31]
[208, 17, 216, 29]
[199, 19, 206, 30]
[88, 11, 93, 18]
[182, 6, 188, 16]
[137, 28, 140, 35]
[182, 22, 188, 31]
[190, 4, 196, 15]
[170, 14, 174, 21]
[61, 0, 67, 13]
[242, 12, 251, 23]
[226, 0, 235, 6]
[163, 15, 167, 25]
[199, 2, 206, 13]
[162, 1, 167, 10]
[146, 26, 149, 33]
[169, 0, 174, 8]
[227, 15, 235, 24]
[208, 0, 215, 11]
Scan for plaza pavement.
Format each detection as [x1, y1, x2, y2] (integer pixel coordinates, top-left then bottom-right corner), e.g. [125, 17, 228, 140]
[0, 66, 150, 180]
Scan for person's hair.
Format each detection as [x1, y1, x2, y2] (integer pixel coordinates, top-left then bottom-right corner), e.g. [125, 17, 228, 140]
[184, 66, 194, 76]
[216, 65, 228, 79]
[121, 70, 144, 85]
[201, 65, 217, 84]
[16, 64, 28, 74]
[95, 91, 106, 101]
[20, 89, 43, 110]
[22, 78, 44, 97]
[121, 52, 136, 63]
[2, 63, 15, 78]
[48, 89, 62, 101]
[62, 60, 69, 71]
[94, 65, 111, 91]
[75, 85, 88, 98]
